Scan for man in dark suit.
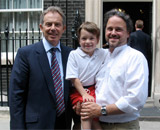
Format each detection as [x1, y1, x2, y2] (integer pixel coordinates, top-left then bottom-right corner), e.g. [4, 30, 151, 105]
[128, 19, 152, 96]
[9, 6, 73, 129]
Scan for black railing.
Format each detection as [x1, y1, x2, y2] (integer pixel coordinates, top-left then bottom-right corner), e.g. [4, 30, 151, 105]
[0, 28, 42, 106]
[71, 10, 82, 49]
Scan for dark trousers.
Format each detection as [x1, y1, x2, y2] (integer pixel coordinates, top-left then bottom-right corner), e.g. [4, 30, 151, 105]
[55, 112, 67, 129]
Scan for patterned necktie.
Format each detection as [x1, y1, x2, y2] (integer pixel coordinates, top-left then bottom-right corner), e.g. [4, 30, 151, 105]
[50, 48, 65, 116]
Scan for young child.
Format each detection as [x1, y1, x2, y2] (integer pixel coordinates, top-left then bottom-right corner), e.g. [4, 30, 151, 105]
[66, 21, 108, 130]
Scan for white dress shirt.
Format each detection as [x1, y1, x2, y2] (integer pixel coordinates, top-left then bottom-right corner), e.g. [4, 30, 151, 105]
[96, 44, 148, 123]
[66, 47, 108, 86]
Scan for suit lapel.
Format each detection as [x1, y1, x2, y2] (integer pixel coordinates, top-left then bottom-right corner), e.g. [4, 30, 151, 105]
[36, 41, 56, 102]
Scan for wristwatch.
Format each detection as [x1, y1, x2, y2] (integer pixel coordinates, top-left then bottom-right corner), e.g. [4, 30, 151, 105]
[101, 105, 107, 116]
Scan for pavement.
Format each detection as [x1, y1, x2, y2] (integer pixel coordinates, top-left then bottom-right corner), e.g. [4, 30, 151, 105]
[0, 98, 160, 129]
[139, 98, 160, 121]
[0, 107, 9, 130]
[139, 98, 160, 130]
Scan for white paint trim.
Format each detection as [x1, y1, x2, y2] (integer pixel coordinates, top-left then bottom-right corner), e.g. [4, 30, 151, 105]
[151, 0, 156, 99]
[85, 0, 103, 48]
[0, 9, 43, 13]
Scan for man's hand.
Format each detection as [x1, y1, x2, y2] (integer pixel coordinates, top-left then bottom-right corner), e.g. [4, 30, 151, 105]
[80, 102, 101, 120]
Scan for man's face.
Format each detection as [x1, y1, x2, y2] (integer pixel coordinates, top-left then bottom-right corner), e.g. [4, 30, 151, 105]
[40, 12, 66, 46]
[105, 16, 129, 52]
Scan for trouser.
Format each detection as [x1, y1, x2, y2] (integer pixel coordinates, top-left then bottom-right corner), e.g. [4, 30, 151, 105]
[100, 119, 140, 130]
[55, 112, 67, 129]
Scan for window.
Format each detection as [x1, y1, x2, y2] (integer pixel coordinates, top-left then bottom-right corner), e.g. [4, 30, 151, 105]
[0, 0, 43, 53]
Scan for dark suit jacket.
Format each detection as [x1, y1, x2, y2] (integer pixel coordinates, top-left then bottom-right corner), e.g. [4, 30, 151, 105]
[128, 30, 152, 65]
[9, 40, 73, 129]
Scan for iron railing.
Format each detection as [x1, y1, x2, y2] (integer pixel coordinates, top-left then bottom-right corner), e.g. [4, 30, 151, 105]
[0, 28, 42, 106]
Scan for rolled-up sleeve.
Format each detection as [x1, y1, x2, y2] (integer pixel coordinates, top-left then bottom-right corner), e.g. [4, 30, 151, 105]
[115, 53, 148, 113]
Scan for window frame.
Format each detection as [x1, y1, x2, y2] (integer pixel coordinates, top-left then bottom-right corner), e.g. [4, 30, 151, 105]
[0, 0, 43, 63]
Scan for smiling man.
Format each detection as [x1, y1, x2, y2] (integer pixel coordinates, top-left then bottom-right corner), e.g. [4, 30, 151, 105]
[105, 15, 129, 52]
[80, 9, 149, 130]
[9, 6, 73, 129]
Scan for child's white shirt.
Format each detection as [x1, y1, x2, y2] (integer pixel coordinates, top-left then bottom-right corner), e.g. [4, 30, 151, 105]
[66, 47, 108, 86]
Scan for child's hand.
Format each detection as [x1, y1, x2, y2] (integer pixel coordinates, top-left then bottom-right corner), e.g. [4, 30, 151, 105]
[82, 93, 95, 102]
[72, 102, 81, 115]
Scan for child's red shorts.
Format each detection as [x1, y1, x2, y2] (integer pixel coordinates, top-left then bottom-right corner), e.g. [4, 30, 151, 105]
[70, 85, 96, 106]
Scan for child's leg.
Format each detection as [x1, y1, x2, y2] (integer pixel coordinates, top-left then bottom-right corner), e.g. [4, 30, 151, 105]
[92, 119, 102, 130]
[81, 118, 92, 130]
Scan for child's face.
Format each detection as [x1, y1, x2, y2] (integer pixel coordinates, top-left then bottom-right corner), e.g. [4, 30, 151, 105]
[79, 29, 99, 56]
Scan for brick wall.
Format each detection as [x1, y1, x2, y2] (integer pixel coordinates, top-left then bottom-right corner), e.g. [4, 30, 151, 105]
[44, 0, 85, 47]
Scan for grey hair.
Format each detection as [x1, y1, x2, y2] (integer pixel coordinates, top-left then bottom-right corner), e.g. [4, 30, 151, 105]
[40, 6, 66, 25]
[104, 8, 133, 33]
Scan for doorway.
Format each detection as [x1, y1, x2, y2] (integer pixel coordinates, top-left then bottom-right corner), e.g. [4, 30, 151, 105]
[103, 2, 153, 96]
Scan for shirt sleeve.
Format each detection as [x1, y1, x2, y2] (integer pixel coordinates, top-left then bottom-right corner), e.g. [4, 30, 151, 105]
[115, 52, 149, 113]
[66, 51, 78, 80]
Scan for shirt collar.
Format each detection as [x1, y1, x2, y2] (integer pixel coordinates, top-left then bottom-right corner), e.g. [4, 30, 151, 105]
[77, 47, 98, 57]
[42, 37, 61, 53]
[109, 44, 128, 57]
